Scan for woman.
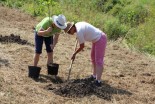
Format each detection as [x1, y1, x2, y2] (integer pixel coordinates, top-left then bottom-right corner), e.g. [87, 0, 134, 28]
[34, 14, 67, 67]
[64, 21, 107, 87]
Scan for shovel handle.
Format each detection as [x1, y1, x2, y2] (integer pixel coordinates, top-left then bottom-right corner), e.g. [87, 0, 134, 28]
[67, 60, 74, 81]
[67, 39, 78, 81]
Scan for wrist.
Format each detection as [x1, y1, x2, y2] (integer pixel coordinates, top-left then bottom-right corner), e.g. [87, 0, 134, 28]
[45, 30, 49, 34]
[53, 42, 56, 46]
[73, 53, 76, 56]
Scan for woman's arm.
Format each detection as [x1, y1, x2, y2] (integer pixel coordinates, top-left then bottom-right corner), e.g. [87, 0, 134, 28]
[51, 33, 60, 49]
[53, 33, 60, 46]
[37, 27, 52, 36]
[71, 43, 84, 61]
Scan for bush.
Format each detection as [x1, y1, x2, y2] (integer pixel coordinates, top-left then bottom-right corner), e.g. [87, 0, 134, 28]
[96, 0, 131, 13]
[118, 4, 148, 27]
[1, 0, 24, 8]
[104, 17, 129, 40]
[126, 17, 155, 55]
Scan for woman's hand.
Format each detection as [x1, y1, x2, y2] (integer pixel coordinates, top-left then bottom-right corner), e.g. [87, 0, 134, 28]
[50, 44, 55, 50]
[71, 53, 76, 61]
[71, 43, 84, 61]
[38, 27, 52, 36]
[47, 27, 52, 33]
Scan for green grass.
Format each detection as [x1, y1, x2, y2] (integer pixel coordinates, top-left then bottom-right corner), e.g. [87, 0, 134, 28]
[1, 0, 155, 55]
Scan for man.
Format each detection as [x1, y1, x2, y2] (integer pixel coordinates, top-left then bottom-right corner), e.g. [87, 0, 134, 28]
[64, 21, 107, 87]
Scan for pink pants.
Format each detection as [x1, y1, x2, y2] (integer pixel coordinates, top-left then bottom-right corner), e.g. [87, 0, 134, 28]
[91, 33, 107, 66]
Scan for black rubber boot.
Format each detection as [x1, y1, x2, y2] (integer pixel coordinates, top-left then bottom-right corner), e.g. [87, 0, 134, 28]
[47, 63, 59, 75]
[28, 66, 41, 79]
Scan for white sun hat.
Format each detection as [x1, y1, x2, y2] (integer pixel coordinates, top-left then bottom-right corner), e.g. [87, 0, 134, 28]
[52, 14, 67, 29]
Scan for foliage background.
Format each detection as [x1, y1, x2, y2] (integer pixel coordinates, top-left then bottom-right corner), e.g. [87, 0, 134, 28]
[1, 0, 155, 55]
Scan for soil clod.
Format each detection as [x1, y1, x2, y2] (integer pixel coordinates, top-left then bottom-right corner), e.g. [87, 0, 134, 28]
[0, 34, 33, 46]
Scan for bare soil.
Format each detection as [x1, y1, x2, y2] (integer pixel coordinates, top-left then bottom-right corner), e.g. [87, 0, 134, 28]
[0, 5, 155, 104]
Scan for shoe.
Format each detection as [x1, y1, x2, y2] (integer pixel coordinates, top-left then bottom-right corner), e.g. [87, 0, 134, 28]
[95, 80, 101, 87]
[86, 75, 96, 81]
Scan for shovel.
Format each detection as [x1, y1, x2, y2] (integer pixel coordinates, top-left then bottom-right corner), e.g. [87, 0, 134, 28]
[67, 39, 78, 81]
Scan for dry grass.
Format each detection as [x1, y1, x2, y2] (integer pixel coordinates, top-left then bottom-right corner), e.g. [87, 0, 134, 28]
[0, 5, 155, 104]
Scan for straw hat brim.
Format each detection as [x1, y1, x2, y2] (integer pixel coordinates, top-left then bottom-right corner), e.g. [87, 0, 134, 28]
[64, 22, 74, 33]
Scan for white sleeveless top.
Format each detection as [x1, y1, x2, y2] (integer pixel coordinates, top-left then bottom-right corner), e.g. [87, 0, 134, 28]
[75, 22, 102, 44]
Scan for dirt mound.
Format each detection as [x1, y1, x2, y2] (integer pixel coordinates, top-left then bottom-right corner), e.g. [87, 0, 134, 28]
[45, 78, 132, 100]
[0, 34, 33, 46]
